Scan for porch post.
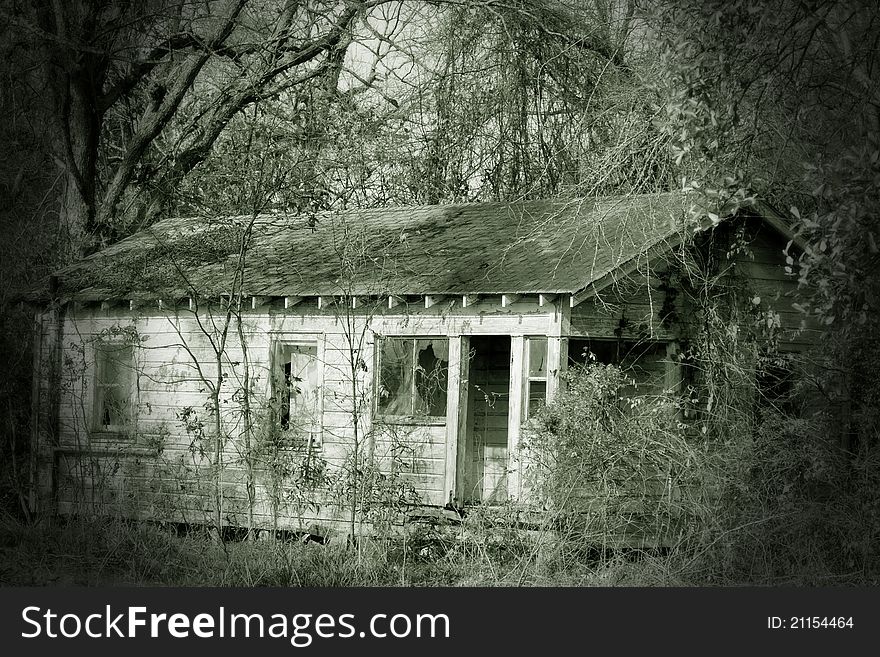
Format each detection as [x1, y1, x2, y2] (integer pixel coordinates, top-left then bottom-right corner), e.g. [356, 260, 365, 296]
[547, 294, 571, 401]
[445, 335, 469, 505]
[29, 310, 44, 514]
[546, 337, 568, 401]
[32, 305, 63, 515]
[507, 335, 525, 500]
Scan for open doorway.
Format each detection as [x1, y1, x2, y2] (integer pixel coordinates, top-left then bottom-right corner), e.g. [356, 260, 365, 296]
[462, 336, 511, 504]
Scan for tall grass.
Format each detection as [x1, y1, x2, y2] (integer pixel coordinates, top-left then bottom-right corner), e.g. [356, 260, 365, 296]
[0, 512, 684, 587]
[0, 513, 400, 586]
[4, 361, 877, 587]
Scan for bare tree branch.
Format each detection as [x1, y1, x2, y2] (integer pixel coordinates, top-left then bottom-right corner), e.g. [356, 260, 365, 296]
[96, 0, 248, 229]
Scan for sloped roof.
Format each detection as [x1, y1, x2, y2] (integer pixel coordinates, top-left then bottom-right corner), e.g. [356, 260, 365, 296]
[54, 192, 775, 300]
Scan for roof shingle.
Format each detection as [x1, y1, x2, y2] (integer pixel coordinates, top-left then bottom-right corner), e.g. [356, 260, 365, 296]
[57, 192, 698, 299]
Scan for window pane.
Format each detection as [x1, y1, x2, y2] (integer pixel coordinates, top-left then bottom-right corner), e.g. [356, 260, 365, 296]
[529, 337, 548, 378]
[528, 380, 547, 417]
[414, 339, 448, 416]
[100, 385, 130, 427]
[102, 346, 131, 386]
[567, 338, 592, 365]
[277, 343, 321, 442]
[378, 338, 415, 414]
[570, 338, 639, 366]
[95, 345, 133, 429]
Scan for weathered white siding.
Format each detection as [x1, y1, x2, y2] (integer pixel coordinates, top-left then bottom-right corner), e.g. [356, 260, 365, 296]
[37, 297, 559, 531]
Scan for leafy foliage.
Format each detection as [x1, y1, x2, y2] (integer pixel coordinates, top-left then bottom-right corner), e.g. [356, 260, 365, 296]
[521, 362, 715, 547]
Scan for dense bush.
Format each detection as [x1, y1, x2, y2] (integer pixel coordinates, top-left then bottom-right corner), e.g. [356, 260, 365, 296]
[520, 362, 720, 552]
[697, 411, 880, 585]
[515, 356, 880, 585]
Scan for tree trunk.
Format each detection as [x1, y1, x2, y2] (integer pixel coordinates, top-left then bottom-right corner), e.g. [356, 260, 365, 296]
[54, 78, 100, 260]
[42, 0, 104, 262]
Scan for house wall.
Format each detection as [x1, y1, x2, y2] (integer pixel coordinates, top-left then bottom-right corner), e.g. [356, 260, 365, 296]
[34, 296, 558, 532]
[31, 219, 821, 535]
[570, 260, 681, 342]
[730, 219, 821, 350]
[569, 219, 821, 352]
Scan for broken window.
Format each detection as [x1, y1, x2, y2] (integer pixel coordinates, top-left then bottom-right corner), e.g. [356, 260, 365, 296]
[568, 338, 669, 399]
[377, 338, 449, 417]
[526, 337, 548, 418]
[93, 343, 135, 432]
[273, 341, 322, 447]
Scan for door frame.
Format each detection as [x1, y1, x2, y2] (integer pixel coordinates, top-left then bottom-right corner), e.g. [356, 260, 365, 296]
[447, 335, 522, 504]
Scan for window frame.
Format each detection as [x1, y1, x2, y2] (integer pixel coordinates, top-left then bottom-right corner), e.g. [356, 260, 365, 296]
[524, 336, 549, 420]
[374, 335, 450, 425]
[91, 341, 137, 435]
[270, 335, 325, 449]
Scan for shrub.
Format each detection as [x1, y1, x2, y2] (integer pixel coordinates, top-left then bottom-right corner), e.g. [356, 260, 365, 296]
[520, 361, 718, 552]
[701, 410, 880, 585]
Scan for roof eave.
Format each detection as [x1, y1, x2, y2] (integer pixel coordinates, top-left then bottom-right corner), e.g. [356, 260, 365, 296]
[751, 199, 808, 252]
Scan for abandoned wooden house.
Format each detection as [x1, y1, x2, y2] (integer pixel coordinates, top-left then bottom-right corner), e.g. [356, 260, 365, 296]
[28, 192, 819, 533]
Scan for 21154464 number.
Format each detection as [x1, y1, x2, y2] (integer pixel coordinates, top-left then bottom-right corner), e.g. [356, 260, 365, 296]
[768, 616, 854, 629]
